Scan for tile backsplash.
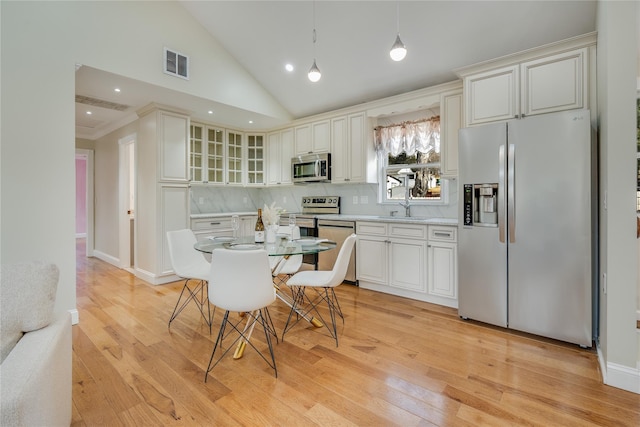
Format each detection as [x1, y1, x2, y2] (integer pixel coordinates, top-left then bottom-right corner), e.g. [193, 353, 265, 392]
[190, 181, 458, 219]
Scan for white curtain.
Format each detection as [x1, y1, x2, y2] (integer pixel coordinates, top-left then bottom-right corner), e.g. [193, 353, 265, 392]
[374, 117, 440, 157]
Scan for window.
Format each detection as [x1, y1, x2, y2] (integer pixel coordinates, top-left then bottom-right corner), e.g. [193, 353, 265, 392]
[375, 116, 444, 204]
[385, 150, 442, 202]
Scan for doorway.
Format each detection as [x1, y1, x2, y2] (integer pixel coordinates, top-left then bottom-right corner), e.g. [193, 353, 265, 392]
[119, 134, 136, 270]
[75, 149, 94, 257]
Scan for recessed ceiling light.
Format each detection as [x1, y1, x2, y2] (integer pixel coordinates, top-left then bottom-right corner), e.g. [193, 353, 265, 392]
[248, 120, 254, 124]
[114, 88, 121, 93]
[285, 63, 294, 72]
[86, 111, 92, 115]
[208, 110, 214, 115]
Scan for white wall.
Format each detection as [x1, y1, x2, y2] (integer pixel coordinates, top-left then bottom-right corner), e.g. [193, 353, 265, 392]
[1, 0, 290, 314]
[596, 0, 639, 393]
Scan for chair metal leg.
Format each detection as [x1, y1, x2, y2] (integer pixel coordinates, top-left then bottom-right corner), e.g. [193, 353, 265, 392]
[204, 309, 277, 381]
[282, 286, 342, 347]
[168, 279, 214, 333]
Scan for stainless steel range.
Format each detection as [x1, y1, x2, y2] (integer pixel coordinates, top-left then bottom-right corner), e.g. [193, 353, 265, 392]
[282, 196, 341, 270]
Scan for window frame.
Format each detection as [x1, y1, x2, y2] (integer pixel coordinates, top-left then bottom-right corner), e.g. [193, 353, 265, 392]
[378, 156, 448, 206]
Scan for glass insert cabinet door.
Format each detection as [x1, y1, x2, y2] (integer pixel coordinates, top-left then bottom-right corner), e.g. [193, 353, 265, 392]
[189, 124, 225, 184]
[246, 134, 265, 185]
[226, 131, 243, 185]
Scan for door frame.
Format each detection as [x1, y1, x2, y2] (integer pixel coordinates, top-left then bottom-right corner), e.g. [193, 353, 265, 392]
[75, 149, 94, 257]
[118, 133, 136, 270]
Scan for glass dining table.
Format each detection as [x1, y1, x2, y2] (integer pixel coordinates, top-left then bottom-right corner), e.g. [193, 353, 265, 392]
[194, 235, 337, 359]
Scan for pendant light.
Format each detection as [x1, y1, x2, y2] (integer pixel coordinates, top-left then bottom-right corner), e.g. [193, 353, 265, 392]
[308, 1, 321, 82]
[390, 2, 407, 61]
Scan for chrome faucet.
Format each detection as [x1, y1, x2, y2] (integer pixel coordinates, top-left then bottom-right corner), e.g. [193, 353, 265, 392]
[398, 172, 412, 217]
[398, 200, 411, 217]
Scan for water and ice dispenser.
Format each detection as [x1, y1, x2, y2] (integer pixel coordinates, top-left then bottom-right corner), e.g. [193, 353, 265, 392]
[463, 183, 498, 227]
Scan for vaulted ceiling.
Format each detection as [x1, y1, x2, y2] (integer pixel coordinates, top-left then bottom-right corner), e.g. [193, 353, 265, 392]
[76, 1, 598, 140]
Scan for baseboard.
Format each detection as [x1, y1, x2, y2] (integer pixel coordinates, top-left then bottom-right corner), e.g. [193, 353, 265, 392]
[598, 344, 640, 394]
[68, 309, 79, 325]
[92, 250, 120, 268]
[134, 267, 179, 286]
[605, 362, 640, 394]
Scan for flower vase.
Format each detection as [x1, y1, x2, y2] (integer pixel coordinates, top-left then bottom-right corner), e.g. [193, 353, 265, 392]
[266, 224, 278, 243]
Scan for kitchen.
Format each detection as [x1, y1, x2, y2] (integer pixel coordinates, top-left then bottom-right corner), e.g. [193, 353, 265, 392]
[3, 0, 635, 404]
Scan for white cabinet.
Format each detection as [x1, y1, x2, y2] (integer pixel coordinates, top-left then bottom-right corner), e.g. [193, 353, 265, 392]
[464, 65, 519, 126]
[356, 222, 388, 284]
[190, 124, 225, 184]
[191, 216, 234, 240]
[427, 226, 458, 307]
[246, 134, 266, 186]
[439, 90, 463, 179]
[267, 128, 293, 186]
[331, 112, 376, 184]
[462, 48, 589, 126]
[136, 105, 190, 284]
[226, 130, 243, 185]
[191, 214, 257, 240]
[357, 221, 457, 308]
[294, 120, 330, 155]
[158, 111, 190, 182]
[520, 49, 586, 117]
[357, 221, 428, 298]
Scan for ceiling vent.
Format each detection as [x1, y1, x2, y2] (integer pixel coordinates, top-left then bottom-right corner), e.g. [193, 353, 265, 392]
[75, 95, 130, 111]
[164, 47, 189, 80]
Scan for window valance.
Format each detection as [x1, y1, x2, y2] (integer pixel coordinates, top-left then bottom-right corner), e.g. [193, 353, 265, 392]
[374, 116, 440, 157]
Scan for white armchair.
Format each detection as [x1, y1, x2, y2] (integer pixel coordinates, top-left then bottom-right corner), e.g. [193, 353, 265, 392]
[0, 261, 72, 426]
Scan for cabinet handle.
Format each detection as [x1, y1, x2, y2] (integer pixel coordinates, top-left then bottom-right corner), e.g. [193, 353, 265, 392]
[210, 222, 221, 225]
[434, 232, 451, 238]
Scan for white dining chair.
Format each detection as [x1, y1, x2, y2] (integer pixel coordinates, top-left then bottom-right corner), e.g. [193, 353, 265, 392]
[166, 229, 213, 332]
[282, 233, 357, 347]
[205, 247, 277, 381]
[269, 225, 302, 287]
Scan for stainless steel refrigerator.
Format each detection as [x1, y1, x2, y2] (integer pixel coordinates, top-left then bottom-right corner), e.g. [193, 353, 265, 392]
[458, 109, 593, 347]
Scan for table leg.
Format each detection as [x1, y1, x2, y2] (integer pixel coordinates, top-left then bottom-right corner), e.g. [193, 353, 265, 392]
[233, 310, 257, 360]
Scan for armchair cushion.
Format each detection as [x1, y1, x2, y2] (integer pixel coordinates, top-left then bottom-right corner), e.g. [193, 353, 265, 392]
[0, 262, 59, 363]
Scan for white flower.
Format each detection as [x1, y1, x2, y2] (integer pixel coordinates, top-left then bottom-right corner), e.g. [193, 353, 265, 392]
[262, 201, 285, 226]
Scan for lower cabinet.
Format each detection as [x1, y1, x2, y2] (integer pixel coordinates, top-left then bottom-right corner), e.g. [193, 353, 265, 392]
[356, 221, 458, 308]
[190, 214, 257, 240]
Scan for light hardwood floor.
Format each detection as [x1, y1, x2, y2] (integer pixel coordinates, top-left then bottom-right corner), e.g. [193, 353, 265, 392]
[72, 239, 640, 426]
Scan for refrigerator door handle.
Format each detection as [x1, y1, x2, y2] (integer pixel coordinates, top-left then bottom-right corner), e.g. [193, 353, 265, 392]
[498, 144, 506, 243]
[508, 143, 516, 243]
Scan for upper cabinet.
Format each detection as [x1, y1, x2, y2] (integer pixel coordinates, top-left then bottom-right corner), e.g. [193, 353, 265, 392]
[294, 120, 330, 155]
[520, 49, 586, 117]
[331, 112, 376, 184]
[439, 89, 463, 179]
[463, 65, 519, 125]
[455, 33, 596, 127]
[246, 133, 266, 186]
[189, 124, 265, 187]
[267, 128, 294, 186]
[190, 124, 225, 184]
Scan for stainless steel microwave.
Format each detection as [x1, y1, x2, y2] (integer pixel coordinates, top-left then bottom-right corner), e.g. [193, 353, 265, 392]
[292, 153, 331, 183]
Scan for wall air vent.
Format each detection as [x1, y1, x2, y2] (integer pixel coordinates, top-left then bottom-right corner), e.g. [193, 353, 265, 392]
[164, 47, 189, 80]
[75, 95, 130, 111]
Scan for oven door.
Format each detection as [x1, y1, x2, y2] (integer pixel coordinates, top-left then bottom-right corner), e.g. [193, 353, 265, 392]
[287, 214, 317, 268]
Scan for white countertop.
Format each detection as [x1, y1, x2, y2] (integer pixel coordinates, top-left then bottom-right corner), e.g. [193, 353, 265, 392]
[191, 212, 257, 219]
[191, 212, 457, 226]
[318, 214, 458, 226]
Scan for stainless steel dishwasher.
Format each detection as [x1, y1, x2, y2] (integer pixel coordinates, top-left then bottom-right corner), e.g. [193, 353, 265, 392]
[317, 219, 356, 284]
